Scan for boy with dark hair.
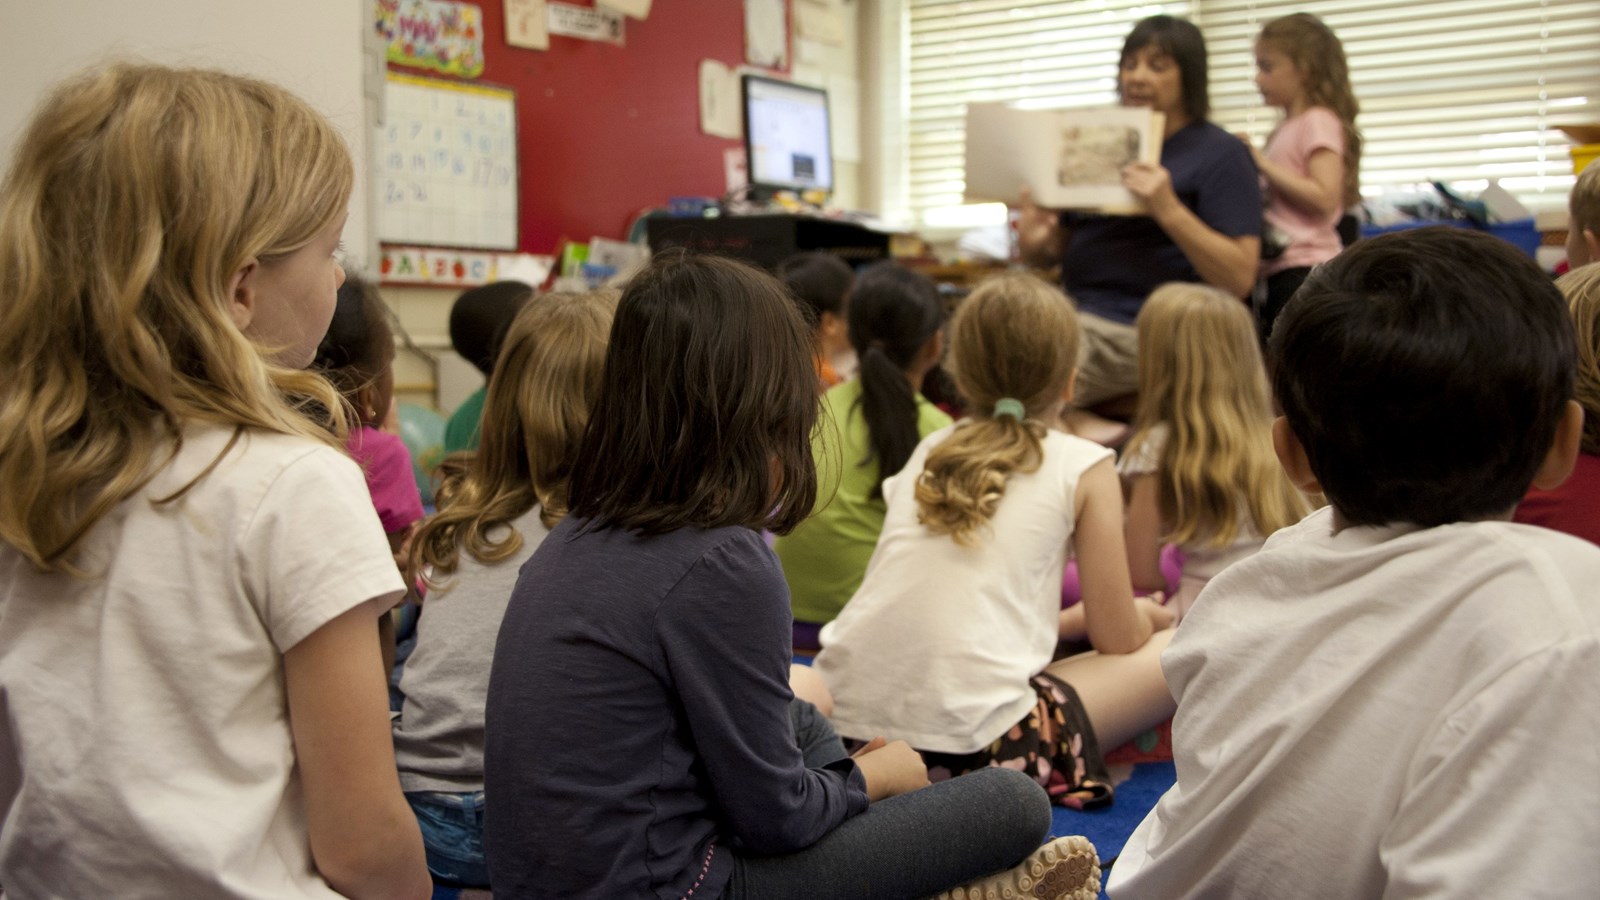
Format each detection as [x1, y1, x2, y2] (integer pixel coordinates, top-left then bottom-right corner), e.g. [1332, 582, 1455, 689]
[1109, 227, 1600, 898]
[775, 251, 854, 389]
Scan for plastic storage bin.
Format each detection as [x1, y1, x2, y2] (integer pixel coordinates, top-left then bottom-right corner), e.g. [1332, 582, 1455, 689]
[1360, 218, 1540, 259]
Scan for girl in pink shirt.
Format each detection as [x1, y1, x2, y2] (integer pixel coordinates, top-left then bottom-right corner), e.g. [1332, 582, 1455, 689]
[314, 275, 427, 673]
[1242, 13, 1362, 343]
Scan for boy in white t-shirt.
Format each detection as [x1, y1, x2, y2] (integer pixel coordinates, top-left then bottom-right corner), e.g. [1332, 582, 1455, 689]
[1109, 226, 1600, 898]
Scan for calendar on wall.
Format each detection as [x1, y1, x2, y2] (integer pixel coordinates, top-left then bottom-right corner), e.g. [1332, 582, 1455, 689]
[377, 72, 519, 250]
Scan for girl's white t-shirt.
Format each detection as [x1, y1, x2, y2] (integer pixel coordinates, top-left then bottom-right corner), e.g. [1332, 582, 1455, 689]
[816, 424, 1112, 754]
[0, 425, 405, 899]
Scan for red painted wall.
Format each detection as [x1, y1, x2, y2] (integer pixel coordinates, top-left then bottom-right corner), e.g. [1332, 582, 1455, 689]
[390, 0, 783, 253]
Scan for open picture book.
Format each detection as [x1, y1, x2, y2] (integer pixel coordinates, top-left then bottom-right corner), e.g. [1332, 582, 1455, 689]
[964, 104, 1164, 214]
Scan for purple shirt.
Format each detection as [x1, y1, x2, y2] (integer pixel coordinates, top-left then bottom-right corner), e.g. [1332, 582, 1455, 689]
[485, 519, 870, 899]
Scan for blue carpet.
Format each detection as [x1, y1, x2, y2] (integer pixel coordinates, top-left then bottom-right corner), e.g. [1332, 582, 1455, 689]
[1050, 760, 1175, 898]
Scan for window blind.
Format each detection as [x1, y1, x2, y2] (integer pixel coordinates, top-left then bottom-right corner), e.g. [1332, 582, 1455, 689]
[906, 0, 1600, 230]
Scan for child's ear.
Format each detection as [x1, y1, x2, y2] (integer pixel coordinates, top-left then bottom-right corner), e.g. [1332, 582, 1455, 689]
[1060, 368, 1079, 405]
[819, 310, 846, 341]
[228, 259, 260, 330]
[1531, 400, 1585, 491]
[1272, 416, 1323, 494]
[1584, 229, 1600, 266]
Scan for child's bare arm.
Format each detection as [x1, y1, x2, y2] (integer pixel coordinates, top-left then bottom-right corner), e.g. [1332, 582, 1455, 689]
[285, 602, 430, 900]
[1123, 472, 1170, 594]
[1256, 144, 1344, 218]
[1075, 458, 1155, 655]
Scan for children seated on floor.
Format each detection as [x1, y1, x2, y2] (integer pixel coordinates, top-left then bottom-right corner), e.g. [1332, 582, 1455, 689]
[313, 274, 427, 673]
[1108, 226, 1600, 898]
[775, 263, 951, 647]
[1119, 283, 1310, 620]
[815, 271, 1175, 808]
[395, 288, 618, 887]
[0, 63, 428, 898]
[776, 251, 855, 390]
[483, 253, 1101, 900]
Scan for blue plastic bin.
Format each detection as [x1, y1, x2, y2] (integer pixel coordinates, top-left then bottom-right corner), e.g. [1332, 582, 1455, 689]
[1359, 218, 1540, 258]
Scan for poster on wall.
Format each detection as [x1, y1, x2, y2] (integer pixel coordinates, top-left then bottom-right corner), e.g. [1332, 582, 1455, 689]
[375, 0, 487, 78]
[504, 0, 549, 50]
[548, 2, 625, 43]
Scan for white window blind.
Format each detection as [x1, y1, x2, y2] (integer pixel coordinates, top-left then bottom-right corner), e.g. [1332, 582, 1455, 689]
[906, 0, 1600, 230]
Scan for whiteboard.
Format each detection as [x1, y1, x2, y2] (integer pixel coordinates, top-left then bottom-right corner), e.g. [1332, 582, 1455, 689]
[377, 73, 519, 250]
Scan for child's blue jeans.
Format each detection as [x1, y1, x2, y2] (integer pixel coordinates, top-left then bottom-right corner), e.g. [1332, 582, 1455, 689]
[406, 790, 490, 887]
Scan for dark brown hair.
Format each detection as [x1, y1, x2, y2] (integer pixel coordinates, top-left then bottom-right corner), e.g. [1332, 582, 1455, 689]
[566, 252, 819, 535]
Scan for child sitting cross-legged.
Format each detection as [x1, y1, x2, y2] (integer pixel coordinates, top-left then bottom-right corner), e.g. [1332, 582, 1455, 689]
[394, 288, 618, 887]
[1108, 226, 1600, 898]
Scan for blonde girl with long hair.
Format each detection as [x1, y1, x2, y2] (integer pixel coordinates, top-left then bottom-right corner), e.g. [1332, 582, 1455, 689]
[1243, 11, 1362, 341]
[1121, 283, 1311, 620]
[0, 64, 428, 898]
[817, 272, 1175, 810]
[392, 288, 615, 887]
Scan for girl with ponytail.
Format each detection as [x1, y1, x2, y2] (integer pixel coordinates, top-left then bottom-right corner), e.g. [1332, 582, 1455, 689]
[815, 272, 1174, 808]
[775, 263, 950, 643]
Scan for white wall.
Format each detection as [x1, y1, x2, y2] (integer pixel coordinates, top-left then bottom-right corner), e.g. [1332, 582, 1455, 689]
[3, 0, 375, 267]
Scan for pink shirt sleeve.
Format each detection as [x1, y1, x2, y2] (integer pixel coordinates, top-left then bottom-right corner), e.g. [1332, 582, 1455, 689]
[347, 426, 426, 535]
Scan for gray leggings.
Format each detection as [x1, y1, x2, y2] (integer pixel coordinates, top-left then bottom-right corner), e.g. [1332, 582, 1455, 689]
[724, 701, 1054, 900]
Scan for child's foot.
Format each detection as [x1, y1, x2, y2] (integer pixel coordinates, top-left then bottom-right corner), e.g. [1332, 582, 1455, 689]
[935, 835, 1100, 900]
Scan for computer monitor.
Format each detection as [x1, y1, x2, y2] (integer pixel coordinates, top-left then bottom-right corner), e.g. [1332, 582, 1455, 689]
[742, 74, 833, 198]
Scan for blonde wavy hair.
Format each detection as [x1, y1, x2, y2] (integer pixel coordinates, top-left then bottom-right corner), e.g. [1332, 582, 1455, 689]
[1128, 283, 1308, 548]
[410, 289, 618, 589]
[914, 272, 1078, 546]
[1558, 263, 1600, 455]
[0, 63, 353, 574]
[1259, 13, 1363, 207]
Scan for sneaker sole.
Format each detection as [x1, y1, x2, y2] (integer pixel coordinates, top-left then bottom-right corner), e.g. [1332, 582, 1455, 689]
[935, 835, 1100, 900]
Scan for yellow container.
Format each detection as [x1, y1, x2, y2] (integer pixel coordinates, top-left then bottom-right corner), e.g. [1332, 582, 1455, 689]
[1572, 143, 1599, 174]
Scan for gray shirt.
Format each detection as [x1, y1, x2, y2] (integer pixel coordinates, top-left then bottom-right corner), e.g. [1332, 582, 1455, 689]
[393, 507, 549, 793]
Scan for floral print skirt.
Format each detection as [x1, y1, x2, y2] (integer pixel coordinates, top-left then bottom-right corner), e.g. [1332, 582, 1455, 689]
[923, 672, 1113, 810]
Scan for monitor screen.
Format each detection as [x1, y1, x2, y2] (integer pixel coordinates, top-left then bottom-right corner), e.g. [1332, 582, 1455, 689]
[742, 74, 833, 195]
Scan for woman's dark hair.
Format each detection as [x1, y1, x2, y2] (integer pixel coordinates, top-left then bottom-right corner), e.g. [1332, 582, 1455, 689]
[566, 252, 819, 535]
[1120, 14, 1210, 123]
[450, 280, 533, 375]
[1271, 227, 1575, 527]
[776, 251, 854, 327]
[313, 274, 393, 408]
[846, 263, 946, 497]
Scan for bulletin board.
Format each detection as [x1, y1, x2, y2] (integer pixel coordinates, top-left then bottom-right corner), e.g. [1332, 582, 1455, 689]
[377, 72, 519, 250]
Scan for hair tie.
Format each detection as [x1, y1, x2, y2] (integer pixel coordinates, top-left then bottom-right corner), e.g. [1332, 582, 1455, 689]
[993, 398, 1026, 420]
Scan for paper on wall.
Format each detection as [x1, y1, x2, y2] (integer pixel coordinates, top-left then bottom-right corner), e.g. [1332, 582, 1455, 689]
[504, 0, 549, 50]
[699, 59, 742, 139]
[744, 0, 788, 69]
[548, 1, 625, 43]
[597, 0, 652, 19]
[794, 0, 845, 45]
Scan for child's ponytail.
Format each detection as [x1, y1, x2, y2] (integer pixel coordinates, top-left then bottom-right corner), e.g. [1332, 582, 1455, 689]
[846, 264, 946, 497]
[914, 273, 1078, 545]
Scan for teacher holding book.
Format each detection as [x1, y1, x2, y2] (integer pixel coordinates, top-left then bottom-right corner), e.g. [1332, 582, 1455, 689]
[1017, 14, 1260, 429]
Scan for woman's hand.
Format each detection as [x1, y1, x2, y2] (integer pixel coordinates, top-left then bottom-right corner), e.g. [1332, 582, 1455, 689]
[1121, 162, 1179, 217]
[1014, 186, 1063, 266]
[851, 737, 930, 801]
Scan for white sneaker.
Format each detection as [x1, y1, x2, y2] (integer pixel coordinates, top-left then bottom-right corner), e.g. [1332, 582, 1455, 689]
[934, 835, 1100, 900]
